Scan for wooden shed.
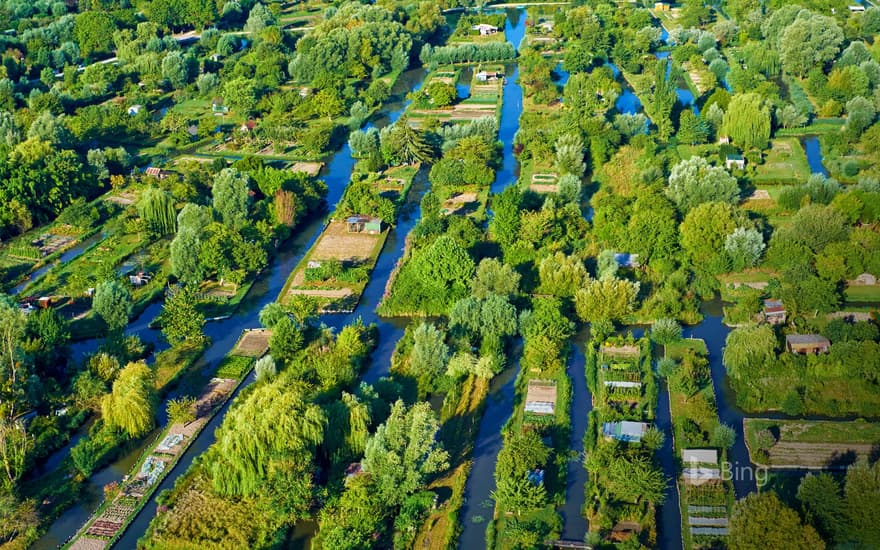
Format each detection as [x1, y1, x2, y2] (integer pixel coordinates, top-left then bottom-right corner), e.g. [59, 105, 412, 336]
[345, 216, 383, 235]
[786, 334, 831, 355]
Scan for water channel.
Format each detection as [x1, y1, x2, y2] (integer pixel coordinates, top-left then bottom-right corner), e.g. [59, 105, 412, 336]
[801, 136, 829, 176]
[457, 8, 527, 550]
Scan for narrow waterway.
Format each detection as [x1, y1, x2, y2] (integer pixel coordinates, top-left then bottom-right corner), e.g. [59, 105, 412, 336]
[559, 334, 590, 541]
[34, 68, 428, 550]
[656, 372, 684, 550]
[685, 304, 758, 500]
[9, 232, 104, 296]
[801, 136, 829, 176]
[457, 8, 526, 550]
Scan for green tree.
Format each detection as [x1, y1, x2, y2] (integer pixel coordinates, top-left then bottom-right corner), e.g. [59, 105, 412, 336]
[723, 324, 777, 379]
[844, 460, 880, 547]
[680, 201, 737, 269]
[725, 227, 765, 270]
[538, 252, 589, 297]
[167, 396, 197, 426]
[254, 355, 276, 382]
[779, 12, 843, 77]
[269, 316, 304, 365]
[651, 318, 682, 345]
[666, 156, 739, 213]
[0, 417, 31, 489]
[210, 379, 324, 497]
[489, 186, 521, 248]
[74, 12, 115, 59]
[161, 51, 191, 88]
[362, 400, 449, 506]
[646, 59, 677, 140]
[158, 285, 206, 345]
[93, 279, 133, 333]
[170, 227, 204, 284]
[426, 81, 456, 108]
[797, 472, 847, 542]
[596, 249, 618, 280]
[845, 96, 876, 138]
[574, 277, 640, 323]
[258, 302, 286, 329]
[380, 119, 433, 165]
[138, 187, 177, 236]
[446, 352, 494, 379]
[721, 93, 771, 150]
[101, 361, 157, 438]
[0, 304, 28, 418]
[410, 323, 449, 385]
[711, 423, 736, 449]
[223, 77, 257, 114]
[212, 168, 250, 229]
[730, 492, 824, 550]
[471, 258, 520, 299]
[677, 110, 708, 145]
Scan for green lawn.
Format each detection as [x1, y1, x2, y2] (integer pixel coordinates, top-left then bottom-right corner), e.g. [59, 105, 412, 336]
[845, 285, 880, 303]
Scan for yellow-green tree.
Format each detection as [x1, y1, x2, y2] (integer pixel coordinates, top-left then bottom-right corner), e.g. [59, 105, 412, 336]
[101, 361, 157, 437]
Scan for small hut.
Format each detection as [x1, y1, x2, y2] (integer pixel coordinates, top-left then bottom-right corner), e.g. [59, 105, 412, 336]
[471, 23, 499, 35]
[603, 421, 648, 442]
[786, 334, 831, 355]
[725, 154, 746, 170]
[475, 70, 503, 82]
[762, 299, 786, 325]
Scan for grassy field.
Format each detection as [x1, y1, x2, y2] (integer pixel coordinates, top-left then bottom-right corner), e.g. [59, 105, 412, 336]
[665, 338, 708, 360]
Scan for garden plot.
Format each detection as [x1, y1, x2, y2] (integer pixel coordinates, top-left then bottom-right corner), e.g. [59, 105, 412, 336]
[281, 221, 388, 311]
[231, 329, 272, 357]
[745, 419, 880, 469]
[753, 138, 810, 184]
[440, 192, 480, 216]
[289, 161, 324, 177]
[66, 373, 240, 550]
[307, 221, 381, 262]
[530, 172, 558, 193]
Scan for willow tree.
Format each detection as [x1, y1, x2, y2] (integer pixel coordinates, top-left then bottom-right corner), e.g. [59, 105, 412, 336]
[101, 361, 157, 437]
[93, 279, 133, 333]
[209, 380, 325, 497]
[138, 187, 177, 235]
[721, 93, 771, 150]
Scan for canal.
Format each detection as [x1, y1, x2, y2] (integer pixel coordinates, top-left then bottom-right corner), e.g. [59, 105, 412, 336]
[457, 7, 526, 550]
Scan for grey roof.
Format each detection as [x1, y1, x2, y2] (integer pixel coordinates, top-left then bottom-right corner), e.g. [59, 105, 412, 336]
[786, 334, 830, 345]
